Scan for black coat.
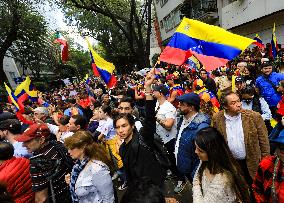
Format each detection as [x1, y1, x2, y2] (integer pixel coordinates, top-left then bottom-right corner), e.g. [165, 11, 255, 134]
[119, 99, 166, 186]
[203, 77, 217, 96]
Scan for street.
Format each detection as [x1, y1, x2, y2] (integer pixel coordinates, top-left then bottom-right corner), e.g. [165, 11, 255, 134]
[116, 177, 193, 203]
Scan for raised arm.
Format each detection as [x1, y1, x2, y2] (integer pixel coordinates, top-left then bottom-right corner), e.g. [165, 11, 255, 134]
[139, 69, 156, 143]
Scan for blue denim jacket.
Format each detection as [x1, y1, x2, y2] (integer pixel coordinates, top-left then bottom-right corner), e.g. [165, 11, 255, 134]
[176, 113, 210, 180]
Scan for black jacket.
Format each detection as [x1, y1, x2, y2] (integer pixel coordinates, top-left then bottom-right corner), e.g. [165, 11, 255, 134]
[203, 77, 217, 96]
[119, 99, 166, 186]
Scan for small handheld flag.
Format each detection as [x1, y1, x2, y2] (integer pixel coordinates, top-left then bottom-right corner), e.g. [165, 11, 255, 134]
[271, 23, 278, 58]
[253, 34, 264, 48]
[4, 82, 20, 111]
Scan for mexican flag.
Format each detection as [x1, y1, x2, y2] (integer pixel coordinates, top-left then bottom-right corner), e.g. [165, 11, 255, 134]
[54, 31, 68, 62]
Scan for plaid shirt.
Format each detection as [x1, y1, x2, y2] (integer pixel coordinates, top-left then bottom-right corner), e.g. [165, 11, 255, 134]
[252, 155, 284, 203]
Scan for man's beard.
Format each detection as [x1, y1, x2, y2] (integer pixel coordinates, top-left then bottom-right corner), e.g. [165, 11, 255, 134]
[179, 110, 187, 115]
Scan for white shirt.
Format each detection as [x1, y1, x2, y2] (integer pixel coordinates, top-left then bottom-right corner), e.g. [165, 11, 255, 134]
[47, 123, 73, 143]
[97, 118, 116, 140]
[174, 113, 198, 162]
[224, 113, 246, 160]
[13, 141, 32, 158]
[155, 100, 177, 144]
[241, 97, 272, 121]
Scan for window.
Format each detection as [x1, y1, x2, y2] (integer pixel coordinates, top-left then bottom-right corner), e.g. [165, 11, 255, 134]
[162, 9, 182, 32]
[228, 0, 237, 3]
[160, 20, 163, 28]
[160, 0, 168, 7]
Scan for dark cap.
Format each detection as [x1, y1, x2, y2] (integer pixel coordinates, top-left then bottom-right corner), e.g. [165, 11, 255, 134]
[152, 84, 169, 96]
[176, 93, 200, 106]
[0, 112, 16, 122]
[15, 123, 50, 142]
[0, 119, 21, 132]
[261, 61, 273, 69]
[235, 76, 244, 83]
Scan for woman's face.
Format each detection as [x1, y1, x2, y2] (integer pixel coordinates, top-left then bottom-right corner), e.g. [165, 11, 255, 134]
[68, 147, 85, 160]
[92, 109, 101, 120]
[97, 108, 106, 119]
[115, 118, 134, 141]
[195, 143, 208, 161]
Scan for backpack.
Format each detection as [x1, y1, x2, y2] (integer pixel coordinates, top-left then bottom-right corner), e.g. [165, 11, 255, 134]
[138, 134, 171, 169]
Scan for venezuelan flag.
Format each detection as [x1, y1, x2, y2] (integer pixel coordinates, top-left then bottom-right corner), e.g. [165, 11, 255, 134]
[85, 38, 117, 88]
[14, 76, 38, 102]
[186, 55, 200, 70]
[253, 34, 264, 48]
[83, 74, 91, 85]
[271, 23, 278, 58]
[160, 18, 255, 66]
[4, 82, 20, 111]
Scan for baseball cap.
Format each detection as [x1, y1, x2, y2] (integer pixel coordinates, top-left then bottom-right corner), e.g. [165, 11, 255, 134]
[0, 119, 21, 133]
[235, 76, 244, 83]
[15, 123, 50, 142]
[33, 107, 49, 116]
[176, 93, 200, 106]
[0, 112, 16, 122]
[152, 84, 169, 96]
[166, 74, 177, 81]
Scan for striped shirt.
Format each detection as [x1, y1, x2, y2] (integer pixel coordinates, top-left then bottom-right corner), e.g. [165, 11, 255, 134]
[29, 141, 72, 202]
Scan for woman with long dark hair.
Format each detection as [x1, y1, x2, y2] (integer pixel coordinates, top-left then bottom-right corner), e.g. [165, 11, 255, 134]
[193, 127, 250, 202]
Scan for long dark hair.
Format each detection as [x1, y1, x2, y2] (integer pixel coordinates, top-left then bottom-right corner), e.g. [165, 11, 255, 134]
[195, 127, 250, 202]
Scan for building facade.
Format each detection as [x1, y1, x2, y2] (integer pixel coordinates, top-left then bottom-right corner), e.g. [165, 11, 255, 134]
[217, 0, 284, 45]
[153, 0, 218, 43]
[149, 0, 218, 62]
[3, 56, 21, 89]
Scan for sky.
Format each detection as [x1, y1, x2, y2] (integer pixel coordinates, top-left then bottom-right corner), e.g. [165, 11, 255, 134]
[38, 2, 95, 50]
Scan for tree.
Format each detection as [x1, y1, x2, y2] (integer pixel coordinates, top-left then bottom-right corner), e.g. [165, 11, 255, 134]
[0, 0, 54, 82]
[59, 0, 153, 71]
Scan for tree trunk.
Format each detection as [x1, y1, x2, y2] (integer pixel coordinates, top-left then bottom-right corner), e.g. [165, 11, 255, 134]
[0, 5, 20, 83]
[0, 55, 6, 83]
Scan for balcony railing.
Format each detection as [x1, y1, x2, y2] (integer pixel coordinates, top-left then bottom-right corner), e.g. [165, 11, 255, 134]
[191, 0, 218, 20]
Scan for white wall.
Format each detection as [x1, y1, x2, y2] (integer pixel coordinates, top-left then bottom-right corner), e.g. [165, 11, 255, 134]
[220, 0, 284, 29]
[229, 10, 284, 46]
[3, 56, 21, 89]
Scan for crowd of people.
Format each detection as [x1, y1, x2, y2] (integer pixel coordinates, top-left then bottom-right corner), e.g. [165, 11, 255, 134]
[1, 46, 284, 203]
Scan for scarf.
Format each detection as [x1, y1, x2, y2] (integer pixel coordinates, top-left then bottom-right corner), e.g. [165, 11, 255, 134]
[70, 158, 89, 203]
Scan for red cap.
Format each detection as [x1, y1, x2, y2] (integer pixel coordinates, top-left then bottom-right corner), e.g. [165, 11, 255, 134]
[166, 74, 177, 81]
[15, 123, 50, 142]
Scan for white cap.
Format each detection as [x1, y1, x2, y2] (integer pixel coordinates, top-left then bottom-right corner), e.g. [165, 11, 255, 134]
[33, 107, 49, 115]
